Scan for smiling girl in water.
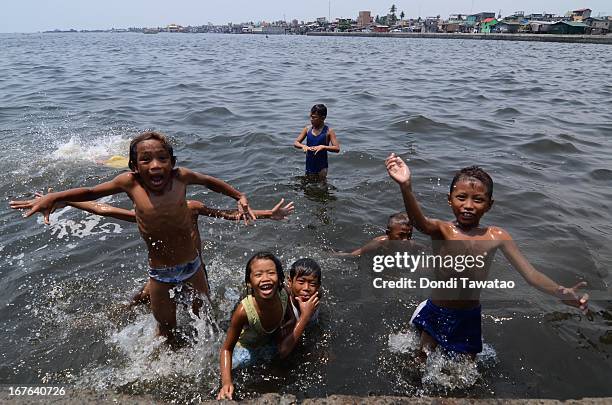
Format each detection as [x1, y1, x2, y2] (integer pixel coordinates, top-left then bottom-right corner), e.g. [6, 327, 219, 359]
[217, 252, 319, 400]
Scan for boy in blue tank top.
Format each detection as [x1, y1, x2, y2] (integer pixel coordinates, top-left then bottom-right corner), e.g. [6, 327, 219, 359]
[293, 104, 340, 178]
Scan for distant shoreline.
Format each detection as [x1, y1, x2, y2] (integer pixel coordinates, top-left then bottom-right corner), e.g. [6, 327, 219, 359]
[306, 31, 612, 45]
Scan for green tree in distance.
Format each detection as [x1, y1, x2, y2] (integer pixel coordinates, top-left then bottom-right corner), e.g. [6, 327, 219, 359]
[400, 11, 405, 20]
[389, 4, 398, 25]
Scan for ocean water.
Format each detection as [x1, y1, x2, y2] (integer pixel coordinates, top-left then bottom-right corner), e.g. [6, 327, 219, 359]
[0, 33, 611, 402]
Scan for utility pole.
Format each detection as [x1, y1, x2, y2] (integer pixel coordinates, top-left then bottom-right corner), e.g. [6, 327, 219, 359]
[328, 0, 331, 23]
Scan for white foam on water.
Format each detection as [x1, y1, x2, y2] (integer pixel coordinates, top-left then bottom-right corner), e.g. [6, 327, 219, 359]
[50, 135, 129, 165]
[76, 292, 222, 392]
[43, 197, 124, 240]
[388, 329, 498, 392]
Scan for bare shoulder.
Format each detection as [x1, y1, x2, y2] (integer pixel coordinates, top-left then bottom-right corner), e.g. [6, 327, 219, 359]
[114, 172, 137, 187]
[487, 226, 512, 241]
[374, 235, 388, 242]
[231, 303, 248, 325]
[175, 167, 191, 180]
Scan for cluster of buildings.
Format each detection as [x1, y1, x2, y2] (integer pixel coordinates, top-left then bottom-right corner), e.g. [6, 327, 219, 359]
[47, 7, 610, 36]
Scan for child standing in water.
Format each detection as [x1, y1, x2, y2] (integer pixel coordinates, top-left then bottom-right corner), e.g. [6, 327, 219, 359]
[385, 154, 589, 358]
[293, 104, 340, 178]
[217, 252, 319, 400]
[10, 131, 255, 344]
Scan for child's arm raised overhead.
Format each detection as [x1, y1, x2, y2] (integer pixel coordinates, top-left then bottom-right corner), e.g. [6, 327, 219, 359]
[9, 173, 132, 224]
[178, 168, 255, 222]
[278, 292, 319, 358]
[497, 227, 589, 313]
[217, 304, 248, 400]
[293, 127, 310, 152]
[385, 153, 443, 236]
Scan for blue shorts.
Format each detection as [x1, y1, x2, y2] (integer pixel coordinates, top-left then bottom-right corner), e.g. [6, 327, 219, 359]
[410, 299, 482, 354]
[232, 344, 278, 369]
[148, 256, 201, 284]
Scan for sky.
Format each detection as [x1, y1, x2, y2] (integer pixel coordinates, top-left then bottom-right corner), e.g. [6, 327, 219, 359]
[3, 1, 610, 33]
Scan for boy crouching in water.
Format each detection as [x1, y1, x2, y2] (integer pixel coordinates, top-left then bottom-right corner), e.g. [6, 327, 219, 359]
[385, 154, 589, 358]
[10, 131, 255, 344]
[337, 212, 414, 256]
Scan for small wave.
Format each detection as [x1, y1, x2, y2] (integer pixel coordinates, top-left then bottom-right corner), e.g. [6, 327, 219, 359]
[391, 115, 451, 133]
[518, 138, 582, 154]
[353, 91, 378, 101]
[589, 169, 612, 181]
[183, 107, 236, 126]
[494, 107, 521, 117]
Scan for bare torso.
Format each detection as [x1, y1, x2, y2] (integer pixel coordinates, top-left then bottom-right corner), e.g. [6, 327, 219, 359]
[129, 172, 199, 268]
[430, 222, 503, 309]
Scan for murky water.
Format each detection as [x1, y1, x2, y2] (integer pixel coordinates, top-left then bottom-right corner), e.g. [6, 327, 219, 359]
[1, 33, 611, 401]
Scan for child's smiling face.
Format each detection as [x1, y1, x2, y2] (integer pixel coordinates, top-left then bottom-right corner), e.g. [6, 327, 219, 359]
[135, 139, 174, 192]
[448, 178, 493, 228]
[288, 273, 320, 303]
[249, 258, 280, 300]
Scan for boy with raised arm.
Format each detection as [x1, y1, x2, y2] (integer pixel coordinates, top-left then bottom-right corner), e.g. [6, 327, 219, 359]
[10, 131, 256, 344]
[385, 153, 589, 357]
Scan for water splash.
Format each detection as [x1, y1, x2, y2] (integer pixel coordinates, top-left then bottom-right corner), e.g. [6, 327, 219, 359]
[50, 135, 129, 166]
[388, 329, 498, 392]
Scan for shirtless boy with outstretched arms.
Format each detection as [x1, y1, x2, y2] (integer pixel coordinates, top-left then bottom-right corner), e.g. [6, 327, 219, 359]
[10, 131, 255, 344]
[385, 153, 589, 358]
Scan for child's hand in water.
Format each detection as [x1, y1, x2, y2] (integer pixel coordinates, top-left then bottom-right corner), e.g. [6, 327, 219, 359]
[270, 198, 295, 220]
[385, 153, 412, 186]
[556, 282, 589, 314]
[298, 292, 320, 320]
[217, 383, 234, 400]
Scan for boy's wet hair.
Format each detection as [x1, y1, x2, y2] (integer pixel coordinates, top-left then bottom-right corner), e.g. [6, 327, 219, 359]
[245, 251, 285, 288]
[387, 212, 412, 229]
[450, 166, 493, 199]
[289, 258, 321, 282]
[310, 104, 327, 118]
[128, 131, 176, 171]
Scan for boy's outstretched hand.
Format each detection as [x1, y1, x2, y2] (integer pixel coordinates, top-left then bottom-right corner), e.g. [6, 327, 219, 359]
[270, 198, 294, 220]
[9, 192, 57, 224]
[385, 153, 411, 186]
[556, 282, 589, 314]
